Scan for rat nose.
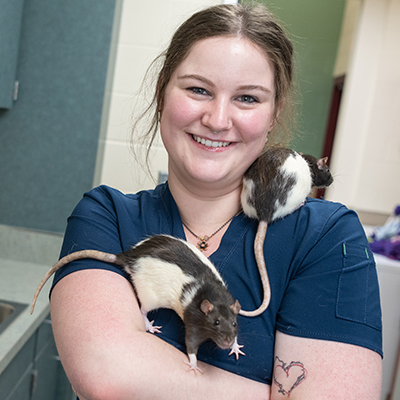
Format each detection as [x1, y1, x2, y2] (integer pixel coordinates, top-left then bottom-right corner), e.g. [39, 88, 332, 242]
[202, 97, 232, 134]
[224, 336, 235, 348]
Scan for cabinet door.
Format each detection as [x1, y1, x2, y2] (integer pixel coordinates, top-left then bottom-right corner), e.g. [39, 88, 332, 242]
[0, 334, 35, 400]
[0, 0, 25, 109]
[6, 370, 32, 400]
[31, 319, 74, 400]
[31, 342, 59, 400]
[0, 317, 74, 400]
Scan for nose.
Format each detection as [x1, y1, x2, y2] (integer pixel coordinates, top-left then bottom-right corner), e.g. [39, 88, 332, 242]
[224, 336, 234, 348]
[202, 96, 232, 134]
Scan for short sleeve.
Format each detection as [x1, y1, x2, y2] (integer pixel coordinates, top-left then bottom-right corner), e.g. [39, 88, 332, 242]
[276, 205, 383, 356]
[50, 183, 181, 296]
[50, 186, 130, 293]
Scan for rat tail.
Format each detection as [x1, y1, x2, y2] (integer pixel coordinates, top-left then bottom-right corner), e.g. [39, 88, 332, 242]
[239, 221, 271, 317]
[30, 250, 117, 314]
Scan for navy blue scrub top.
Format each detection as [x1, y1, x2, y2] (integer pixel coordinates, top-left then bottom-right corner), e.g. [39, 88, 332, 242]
[51, 183, 382, 385]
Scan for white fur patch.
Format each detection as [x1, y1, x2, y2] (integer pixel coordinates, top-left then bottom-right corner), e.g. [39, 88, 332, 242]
[130, 256, 195, 319]
[181, 282, 202, 310]
[272, 153, 312, 221]
[241, 177, 258, 219]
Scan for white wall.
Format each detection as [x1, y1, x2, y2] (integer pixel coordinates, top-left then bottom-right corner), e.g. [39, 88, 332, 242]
[377, 258, 400, 400]
[330, 6, 400, 395]
[94, 0, 221, 194]
[326, 0, 400, 217]
[333, 0, 362, 78]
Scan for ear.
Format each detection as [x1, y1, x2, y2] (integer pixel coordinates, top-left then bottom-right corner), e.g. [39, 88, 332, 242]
[200, 299, 214, 315]
[317, 157, 328, 170]
[268, 115, 278, 133]
[230, 300, 241, 314]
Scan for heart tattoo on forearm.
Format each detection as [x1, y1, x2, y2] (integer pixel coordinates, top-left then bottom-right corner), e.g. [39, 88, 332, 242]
[273, 357, 307, 397]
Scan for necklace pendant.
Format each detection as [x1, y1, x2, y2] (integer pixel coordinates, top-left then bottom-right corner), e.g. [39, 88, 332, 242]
[197, 236, 209, 251]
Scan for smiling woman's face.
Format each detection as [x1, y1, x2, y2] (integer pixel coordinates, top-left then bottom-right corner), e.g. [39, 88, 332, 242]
[160, 36, 277, 189]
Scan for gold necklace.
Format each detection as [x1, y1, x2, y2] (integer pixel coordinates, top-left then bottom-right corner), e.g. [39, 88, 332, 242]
[182, 210, 241, 251]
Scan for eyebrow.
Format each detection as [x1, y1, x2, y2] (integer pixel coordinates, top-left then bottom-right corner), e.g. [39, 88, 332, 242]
[237, 84, 272, 94]
[178, 74, 214, 87]
[177, 74, 272, 94]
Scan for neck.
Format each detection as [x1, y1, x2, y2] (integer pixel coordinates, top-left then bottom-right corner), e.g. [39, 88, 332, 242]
[168, 173, 242, 255]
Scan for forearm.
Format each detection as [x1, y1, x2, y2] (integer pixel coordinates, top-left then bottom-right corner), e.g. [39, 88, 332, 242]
[271, 331, 382, 400]
[76, 330, 268, 400]
[50, 269, 270, 400]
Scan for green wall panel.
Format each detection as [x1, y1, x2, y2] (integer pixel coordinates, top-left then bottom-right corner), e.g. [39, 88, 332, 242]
[243, 0, 346, 156]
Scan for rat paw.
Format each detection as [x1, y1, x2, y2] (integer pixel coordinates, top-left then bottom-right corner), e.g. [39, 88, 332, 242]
[229, 338, 245, 360]
[145, 319, 162, 334]
[141, 310, 162, 333]
[185, 362, 203, 375]
[186, 354, 203, 375]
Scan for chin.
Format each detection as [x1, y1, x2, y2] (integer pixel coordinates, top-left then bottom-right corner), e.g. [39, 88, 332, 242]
[193, 174, 223, 184]
[191, 170, 236, 186]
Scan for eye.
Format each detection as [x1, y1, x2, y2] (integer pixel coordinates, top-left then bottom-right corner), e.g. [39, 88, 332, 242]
[188, 87, 209, 96]
[214, 319, 220, 326]
[232, 322, 237, 327]
[237, 95, 259, 104]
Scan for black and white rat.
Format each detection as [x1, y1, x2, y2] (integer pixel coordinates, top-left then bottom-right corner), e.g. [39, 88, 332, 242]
[239, 147, 333, 317]
[31, 234, 244, 374]
[300, 153, 333, 188]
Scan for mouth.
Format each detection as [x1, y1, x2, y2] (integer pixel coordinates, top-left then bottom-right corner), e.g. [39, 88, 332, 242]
[191, 134, 232, 149]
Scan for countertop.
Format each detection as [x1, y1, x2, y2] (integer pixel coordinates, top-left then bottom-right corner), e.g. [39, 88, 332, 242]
[0, 257, 54, 375]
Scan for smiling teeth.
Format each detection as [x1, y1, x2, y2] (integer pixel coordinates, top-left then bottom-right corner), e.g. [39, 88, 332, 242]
[192, 135, 231, 148]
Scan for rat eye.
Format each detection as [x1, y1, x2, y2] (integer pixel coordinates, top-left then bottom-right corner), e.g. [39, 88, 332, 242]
[214, 320, 220, 326]
[232, 322, 237, 327]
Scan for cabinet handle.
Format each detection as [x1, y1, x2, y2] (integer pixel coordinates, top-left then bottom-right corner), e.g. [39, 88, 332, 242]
[30, 369, 38, 396]
[13, 81, 19, 101]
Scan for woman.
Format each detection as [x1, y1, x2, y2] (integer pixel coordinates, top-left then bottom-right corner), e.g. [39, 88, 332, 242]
[50, 4, 382, 399]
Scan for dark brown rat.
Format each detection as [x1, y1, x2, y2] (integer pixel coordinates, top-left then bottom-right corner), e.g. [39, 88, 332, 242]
[31, 234, 244, 373]
[240, 147, 333, 317]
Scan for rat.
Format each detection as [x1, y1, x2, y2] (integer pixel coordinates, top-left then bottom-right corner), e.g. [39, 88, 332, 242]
[30, 234, 244, 374]
[239, 146, 333, 317]
[300, 153, 333, 188]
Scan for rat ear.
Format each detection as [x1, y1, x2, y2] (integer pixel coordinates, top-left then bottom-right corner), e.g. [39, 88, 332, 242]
[230, 300, 241, 314]
[200, 300, 214, 315]
[317, 157, 328, 170]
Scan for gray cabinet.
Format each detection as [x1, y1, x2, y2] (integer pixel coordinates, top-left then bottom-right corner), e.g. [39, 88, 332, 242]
[0, 0, 25, 109]
[0, 334, 35, 400]
[0, 316, 74, 400]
